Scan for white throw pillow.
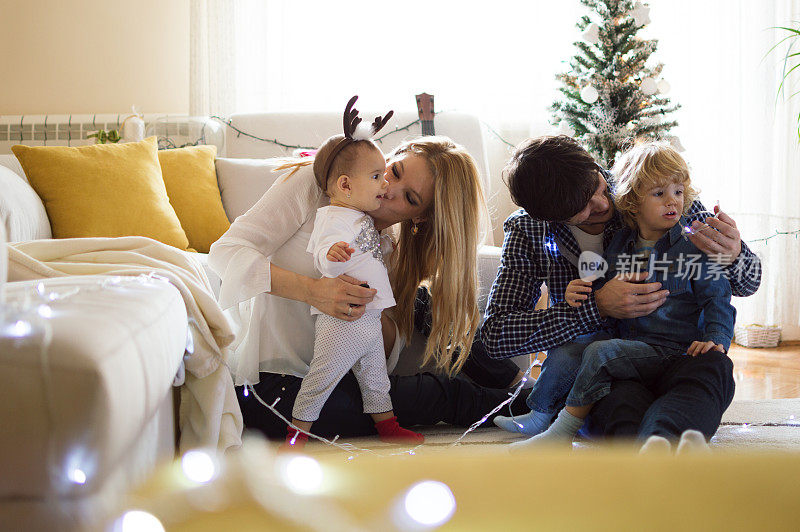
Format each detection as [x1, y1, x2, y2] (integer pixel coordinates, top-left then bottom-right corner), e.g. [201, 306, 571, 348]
[0, 164, 52, 242]
[0, 154, 26, 181]
[215, 157, 291, 221]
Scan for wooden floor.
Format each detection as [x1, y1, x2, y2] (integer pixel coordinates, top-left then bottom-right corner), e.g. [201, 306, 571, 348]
[729, 340, 800, 400]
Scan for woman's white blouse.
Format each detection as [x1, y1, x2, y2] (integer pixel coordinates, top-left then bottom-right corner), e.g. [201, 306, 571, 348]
[208, 164, 403, 385]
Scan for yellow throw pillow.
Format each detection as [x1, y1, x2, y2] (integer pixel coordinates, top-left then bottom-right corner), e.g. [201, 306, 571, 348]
[12, 137, 190, 250]
[158, 145, 230, 253]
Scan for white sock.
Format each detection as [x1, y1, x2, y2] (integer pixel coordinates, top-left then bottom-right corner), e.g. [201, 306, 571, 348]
[676, 430, 710, 454]
[639, 435, 672, 454]
[493, 410, 551, 436]
[508, 409, 582, 452]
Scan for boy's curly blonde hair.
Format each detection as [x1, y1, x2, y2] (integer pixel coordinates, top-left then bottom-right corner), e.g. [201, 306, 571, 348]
[611, 142, 699, 229]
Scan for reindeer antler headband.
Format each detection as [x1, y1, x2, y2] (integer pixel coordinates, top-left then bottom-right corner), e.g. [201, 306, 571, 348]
[315, 95, 394, 191]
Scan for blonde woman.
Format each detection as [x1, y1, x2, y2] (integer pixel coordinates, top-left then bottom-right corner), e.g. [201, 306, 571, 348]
[209, 136, 526, 440]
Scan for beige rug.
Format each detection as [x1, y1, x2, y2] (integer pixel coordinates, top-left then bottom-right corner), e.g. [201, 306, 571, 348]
[308, 399, 800, 454]
[712, 398, 800, 450]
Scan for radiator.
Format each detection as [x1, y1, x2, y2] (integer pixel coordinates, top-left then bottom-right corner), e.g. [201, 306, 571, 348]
[0, 114, 224, 155]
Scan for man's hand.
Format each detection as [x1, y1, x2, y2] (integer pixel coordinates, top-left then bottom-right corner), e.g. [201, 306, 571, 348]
[565, 279, 593, 307]
[327, 241, 354, 262]
[686, 206, 742, 266]
[687, 340, 725, 357]
[595, 272, 669, 319]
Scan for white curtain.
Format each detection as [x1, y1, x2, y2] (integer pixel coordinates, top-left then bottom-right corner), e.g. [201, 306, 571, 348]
[645, 1, 800, 339]
[191, 0, 800, 338]
[190, 0, 236, 116]
[230, 1, 582, 123]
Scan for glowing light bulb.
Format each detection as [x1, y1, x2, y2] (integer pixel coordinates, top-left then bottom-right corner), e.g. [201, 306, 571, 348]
[181, 449, 218, 484]
[243, 387, 249, 397]
[403, 481, 456, 527]
[281, 456, 323, 494]
[117, 510, 165, 532]
[68, 468, 87, 485]
[5, 320, 32, 338]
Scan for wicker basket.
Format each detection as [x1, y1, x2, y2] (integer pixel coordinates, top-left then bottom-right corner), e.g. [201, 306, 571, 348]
[733, 324, 782, 348]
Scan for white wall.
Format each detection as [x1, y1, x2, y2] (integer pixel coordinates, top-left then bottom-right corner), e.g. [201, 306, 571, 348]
[0, 0, 190, 115]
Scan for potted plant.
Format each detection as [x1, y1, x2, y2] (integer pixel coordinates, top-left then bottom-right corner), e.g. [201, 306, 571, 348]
[771, 22, 800, 139]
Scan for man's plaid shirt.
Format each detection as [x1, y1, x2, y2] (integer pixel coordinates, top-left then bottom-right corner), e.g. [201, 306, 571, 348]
[481, 201, 762, 359]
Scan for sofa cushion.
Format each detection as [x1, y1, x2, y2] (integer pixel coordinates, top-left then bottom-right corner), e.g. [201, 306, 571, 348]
[0, 164, 52, 242]
[158, 146, 230, 253]
[0, 275, 187, 498]
[0, 153, 26, 180]
[215, 157, 291, 221]
[11, 137, 190, 250]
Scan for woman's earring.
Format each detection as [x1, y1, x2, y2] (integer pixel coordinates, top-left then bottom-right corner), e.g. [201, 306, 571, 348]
[411, 223, 419, 236]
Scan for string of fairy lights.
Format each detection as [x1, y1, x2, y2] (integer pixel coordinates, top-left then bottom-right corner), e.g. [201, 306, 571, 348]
[210, 115, 800, 247]
[747, 229, 800, 244]
[3, 112, 797, 531]
[210, 114, 427, 150]
[3, 240, 798, 531]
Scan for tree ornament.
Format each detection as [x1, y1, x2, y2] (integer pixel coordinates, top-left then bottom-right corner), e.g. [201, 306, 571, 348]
[640, 77, 658, 95]
[670, 136, 686, 152]
[553, 121, 576, 137]
[657, 79, 671, 94]
[582, 23, 600, 44]
[631, 1, 651, 26]
[580, 85, 599, 103]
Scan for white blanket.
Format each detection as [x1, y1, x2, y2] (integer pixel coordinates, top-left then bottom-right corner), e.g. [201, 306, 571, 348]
[6, 236, 243, 453]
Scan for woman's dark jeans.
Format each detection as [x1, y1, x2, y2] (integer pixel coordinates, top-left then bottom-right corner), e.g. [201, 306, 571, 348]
[238, 286, 524, 439]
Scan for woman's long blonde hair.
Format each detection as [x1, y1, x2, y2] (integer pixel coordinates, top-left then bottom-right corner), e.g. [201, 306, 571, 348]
[387, 137, 488, 376]
[274, 137, 487, 376]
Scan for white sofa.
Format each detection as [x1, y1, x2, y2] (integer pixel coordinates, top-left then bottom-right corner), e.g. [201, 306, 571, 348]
[0, 111, 511, 530]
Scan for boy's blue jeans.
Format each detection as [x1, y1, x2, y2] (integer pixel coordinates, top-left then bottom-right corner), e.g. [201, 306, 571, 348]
[565, 339, 680, 407]
[526, 331, 611, 414]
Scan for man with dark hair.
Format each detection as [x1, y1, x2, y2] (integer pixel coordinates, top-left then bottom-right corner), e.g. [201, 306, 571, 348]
[482, 135, 761, 443]
[503, 136, 603, 223]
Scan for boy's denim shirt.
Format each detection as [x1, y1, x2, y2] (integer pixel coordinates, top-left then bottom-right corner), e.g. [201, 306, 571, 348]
[601, 216, 736, 353]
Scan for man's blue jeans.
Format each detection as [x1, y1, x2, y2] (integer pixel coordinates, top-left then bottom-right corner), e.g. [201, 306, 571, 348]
[584, 350, 735, 441]
[526, 331, 611, 414]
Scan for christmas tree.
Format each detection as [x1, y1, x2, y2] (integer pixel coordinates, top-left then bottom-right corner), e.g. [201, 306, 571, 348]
[551, 0, 680, 168]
